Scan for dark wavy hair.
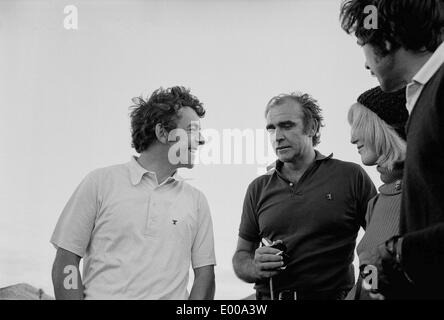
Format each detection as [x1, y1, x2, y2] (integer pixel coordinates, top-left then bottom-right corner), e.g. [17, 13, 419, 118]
[265, 92, 325, 147]
[340, 0, 444, 56]
[129, 86, 206, 153]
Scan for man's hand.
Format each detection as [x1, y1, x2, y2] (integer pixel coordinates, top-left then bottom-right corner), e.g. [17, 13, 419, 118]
[252, 245, 285, 280]
[233, 237, 285, 283]
[367, 242, 394, 292]
[367, 237, 413, 299]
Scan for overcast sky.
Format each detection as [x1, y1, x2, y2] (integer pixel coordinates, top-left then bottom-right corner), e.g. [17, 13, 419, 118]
[0, 0, 380, 299]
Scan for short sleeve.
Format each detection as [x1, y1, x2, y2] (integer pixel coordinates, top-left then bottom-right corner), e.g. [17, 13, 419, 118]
[50, 171, 99, 257]
[238, 181, 261, 243]
[354, 166, 377, 229]
[191, 191, 216, 269]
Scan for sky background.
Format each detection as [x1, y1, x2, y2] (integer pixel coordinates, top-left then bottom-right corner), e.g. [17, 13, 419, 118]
[0, 0, 380, 299]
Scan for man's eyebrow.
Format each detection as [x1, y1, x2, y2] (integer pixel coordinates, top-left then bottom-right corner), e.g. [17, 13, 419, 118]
[266, 121, 295, 129]
[277, 120, 296, 126]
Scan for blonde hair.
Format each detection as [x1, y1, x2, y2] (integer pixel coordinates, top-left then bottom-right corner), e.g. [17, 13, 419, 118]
[348, 102, 406, 170]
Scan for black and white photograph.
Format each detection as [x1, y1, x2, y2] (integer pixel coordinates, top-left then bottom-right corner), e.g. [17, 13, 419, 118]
[1, 0, 443, 303]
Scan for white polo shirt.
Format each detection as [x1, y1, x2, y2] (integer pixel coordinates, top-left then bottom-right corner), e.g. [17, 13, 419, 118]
[50, 157, 216, 300]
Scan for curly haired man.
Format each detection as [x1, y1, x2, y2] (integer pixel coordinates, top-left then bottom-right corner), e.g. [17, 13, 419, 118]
[50, 86, 216, 300]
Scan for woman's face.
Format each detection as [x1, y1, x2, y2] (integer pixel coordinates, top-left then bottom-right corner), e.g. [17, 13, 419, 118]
[350, 128, 379, 166]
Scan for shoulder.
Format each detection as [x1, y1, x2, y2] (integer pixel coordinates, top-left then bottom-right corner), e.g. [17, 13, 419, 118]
[322, 157, 366, 175]
[77, 163, 130, 194]
[246, 172, 274, 195]
[86, 163, 128, 183]
[321, 158, 374, 192]
[423, 63, 444, 97]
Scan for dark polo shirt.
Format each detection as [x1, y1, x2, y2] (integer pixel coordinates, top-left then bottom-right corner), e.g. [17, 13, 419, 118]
[239, 151, 376, 294]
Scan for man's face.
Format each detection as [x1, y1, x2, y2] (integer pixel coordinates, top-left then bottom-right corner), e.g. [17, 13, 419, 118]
[168, 106, 204, 169]
[266, 100, 314, 163]
[361, 42, 405, 92]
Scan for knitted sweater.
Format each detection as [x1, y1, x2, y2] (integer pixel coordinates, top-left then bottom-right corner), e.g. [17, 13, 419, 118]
[357, 164, 403, 266]
[346, 164, 403, 300]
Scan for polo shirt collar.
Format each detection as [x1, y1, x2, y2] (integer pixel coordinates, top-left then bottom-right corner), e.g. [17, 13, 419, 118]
[128, 156, 183, 186]
[412, 42, 444, 86]
[267, 150, 333, 172]
[314, 150, 332, 161]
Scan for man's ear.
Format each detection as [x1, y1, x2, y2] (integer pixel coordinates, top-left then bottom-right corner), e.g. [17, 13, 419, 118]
[155, 123, 168, 144]
[308, 120, 318, 137]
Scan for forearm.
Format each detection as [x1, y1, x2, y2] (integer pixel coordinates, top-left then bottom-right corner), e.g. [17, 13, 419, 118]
[189, 278, 215, 300]
[189, 266, 215, 300]
[52, 260, 84, 300]
[232, 251, 258, 283]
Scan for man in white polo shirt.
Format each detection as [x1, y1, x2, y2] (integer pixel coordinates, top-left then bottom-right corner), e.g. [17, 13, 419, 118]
[51, 86, 216, 300]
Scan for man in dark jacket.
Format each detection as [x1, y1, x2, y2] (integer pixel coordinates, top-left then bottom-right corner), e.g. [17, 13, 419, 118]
[341, 0, 444, 299]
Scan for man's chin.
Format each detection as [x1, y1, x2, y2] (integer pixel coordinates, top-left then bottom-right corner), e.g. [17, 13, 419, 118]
[276, 155, 293, 163]
[379, 77, 406, 93]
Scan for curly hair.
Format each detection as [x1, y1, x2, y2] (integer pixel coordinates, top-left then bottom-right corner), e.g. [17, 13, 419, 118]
[340, 0, 444, 56]
[129, 86, 206, 153]
[265, 92, 325, 147]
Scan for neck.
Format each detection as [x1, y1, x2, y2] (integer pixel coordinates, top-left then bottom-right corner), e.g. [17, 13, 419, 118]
[396, 49, 434, 85]
[137, 144, 177, 184]
[377, 162, 404, 184]
[283, 148, 316, 174]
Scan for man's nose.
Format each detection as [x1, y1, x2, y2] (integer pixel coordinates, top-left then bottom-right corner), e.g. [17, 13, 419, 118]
[365, 62, 370, 70]
[275, 128, 284, 142]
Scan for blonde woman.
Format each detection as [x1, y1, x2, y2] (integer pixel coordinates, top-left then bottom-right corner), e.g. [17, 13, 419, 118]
[346, 86, 408, 300]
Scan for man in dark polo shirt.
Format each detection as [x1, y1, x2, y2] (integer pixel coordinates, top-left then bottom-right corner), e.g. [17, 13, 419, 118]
[232, 92, 376, 300]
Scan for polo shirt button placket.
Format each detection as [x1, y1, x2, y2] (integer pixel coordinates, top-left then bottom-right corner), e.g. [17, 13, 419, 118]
[290, 183, 303, 197]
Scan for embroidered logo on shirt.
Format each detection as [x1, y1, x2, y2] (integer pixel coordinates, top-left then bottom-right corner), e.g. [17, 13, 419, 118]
[172, 219, 178, 225]
[326, 193, 333, 200]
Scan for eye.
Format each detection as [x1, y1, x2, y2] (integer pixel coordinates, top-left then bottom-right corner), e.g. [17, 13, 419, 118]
[282, 123, 294, 129]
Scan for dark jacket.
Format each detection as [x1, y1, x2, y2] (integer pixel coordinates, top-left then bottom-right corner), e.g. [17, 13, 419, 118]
[400, 63, 444, 299]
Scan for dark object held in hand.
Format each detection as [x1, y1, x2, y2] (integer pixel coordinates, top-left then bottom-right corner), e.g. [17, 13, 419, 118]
[269, 240, 290, 270]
